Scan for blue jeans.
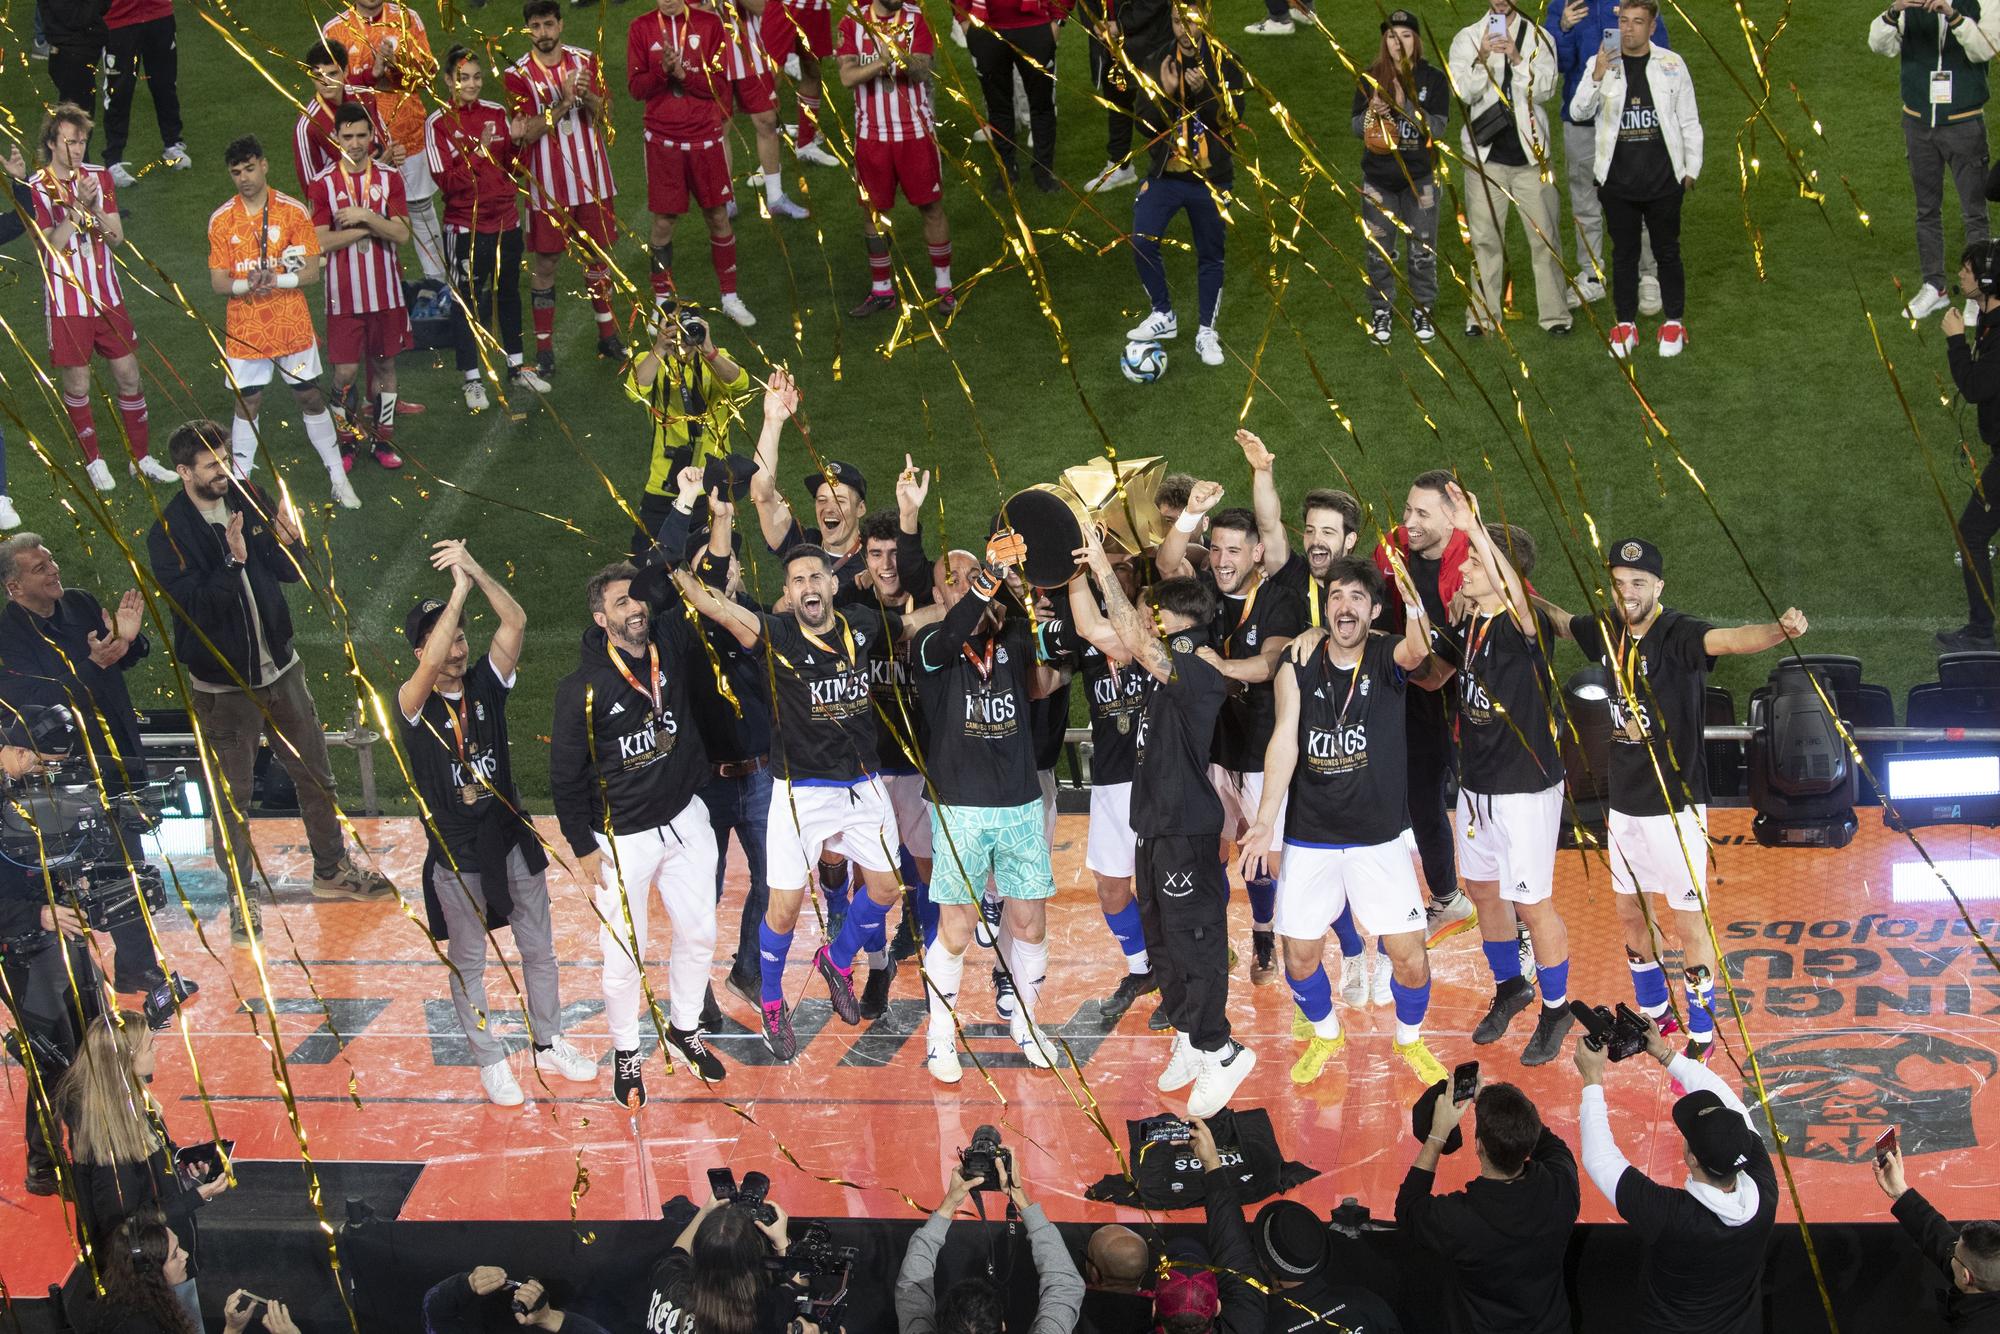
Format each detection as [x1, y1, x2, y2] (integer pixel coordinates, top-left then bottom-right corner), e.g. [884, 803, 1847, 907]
[1132, 174, 1227, 328]
[699, 764, 772, 987]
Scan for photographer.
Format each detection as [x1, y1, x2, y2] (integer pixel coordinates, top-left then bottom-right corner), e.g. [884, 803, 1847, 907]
[1873, 1147, 2000, 1330]
[1575, 1014, 1777, 1333]
[426, 1266, 609, 1333]
[1394, 1081, 1578, 1333]
[624, 306, 749, 555]
[1138, 1118, 1262, 1334]
[896, 1151, 1084, 1334]
[643, 1188, 805, 1333]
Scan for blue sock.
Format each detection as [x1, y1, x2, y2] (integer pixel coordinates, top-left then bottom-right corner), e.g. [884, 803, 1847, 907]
[1685, 968, 1716, 1039]
[1481, 938, 1523, 985]
[1390, 975, 1431, 1029]
[831, 892, 889, 970]
[1629, 958, 1670, 1014]
[1286, 966, 1334, 1023]
[1329, 903, 1363, 957]
[1104, 901, 1147, 959]
[818, 857, 850, 914]
[758, 923, 794, 1006]
[1537, 957, 1570, 1009]
[896, 848, 939, 947]
[1376, 935, 1389, 956]
[1247, 875, 1277, 928]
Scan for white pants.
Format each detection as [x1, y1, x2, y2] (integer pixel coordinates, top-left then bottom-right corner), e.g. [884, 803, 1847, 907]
[596, 797, 720, 1044]
[1455, 783, 1564, 905]
[1275, 839, 1427, 939]
[1608, 805, 1708, 911]
[1086, 781, 1136, 878]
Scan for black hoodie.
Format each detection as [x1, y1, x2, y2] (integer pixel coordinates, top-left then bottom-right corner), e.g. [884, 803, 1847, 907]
[1948, 312, 2000, 451]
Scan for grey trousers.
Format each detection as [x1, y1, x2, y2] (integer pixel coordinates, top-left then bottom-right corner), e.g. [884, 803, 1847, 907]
[1906, 112, 1991, 289]
[431, 846, 561, 1067]
[1362, 177, 1441, 310]
[190, 664, 345, 906]
[1563, 119, 1654, 281]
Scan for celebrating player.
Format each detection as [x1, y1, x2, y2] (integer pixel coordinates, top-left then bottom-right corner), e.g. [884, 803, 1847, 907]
[507, 0, 623, 373]
[321, 0, 444, 282]
[747, 372, 871, 598]
[711, 0, 811, 219]
[310, 102, 413, 474]
[837, 0, 955, 318]
[206, 136, 357, 507]
[30, 104, 170, 492]
[629, 0, 757, 327]
[1240, 557, 1451, 1087]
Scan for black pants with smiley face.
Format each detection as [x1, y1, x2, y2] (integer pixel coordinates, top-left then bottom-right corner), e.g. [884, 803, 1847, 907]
[1135, 834, 1231, 1052]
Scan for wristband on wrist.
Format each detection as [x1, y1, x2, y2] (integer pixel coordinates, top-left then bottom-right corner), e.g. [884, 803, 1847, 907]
[1174, 510, 1202, 534]
[230, 278, 250, 296]
[1426, 1134, 1448, 1145]
[275, 273, 300, 289]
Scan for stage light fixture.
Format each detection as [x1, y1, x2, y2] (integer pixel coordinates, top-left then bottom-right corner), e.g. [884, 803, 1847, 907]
[1749, 663, 1859, 848]
[1559, 667, 1612, 845]
[1890, 858, 2000, 903]
[1882, 752, 2000, 830]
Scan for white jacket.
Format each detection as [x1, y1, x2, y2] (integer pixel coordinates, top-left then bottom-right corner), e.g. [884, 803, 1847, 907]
[1569, 44, 1704, 186]
[1448, 12, 1560, 169]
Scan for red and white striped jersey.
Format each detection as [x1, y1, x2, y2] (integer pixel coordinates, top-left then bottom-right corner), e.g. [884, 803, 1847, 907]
[837, 7, 936, 142]
[29, 166, 125, 318]
[504, 46, 618, 211]
[714, 0, 772, 80]
[294, 94, 385, 196]
[308, 160, 409, 316]
[788, 0, 832, 15]
[425, 101, 522, 234]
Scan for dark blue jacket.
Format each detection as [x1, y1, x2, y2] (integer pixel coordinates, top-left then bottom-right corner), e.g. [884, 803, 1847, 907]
[1545, 0, 1669, 124]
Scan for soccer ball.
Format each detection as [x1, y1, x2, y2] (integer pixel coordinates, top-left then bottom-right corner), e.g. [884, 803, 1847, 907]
[1121, 340, 1168, 384]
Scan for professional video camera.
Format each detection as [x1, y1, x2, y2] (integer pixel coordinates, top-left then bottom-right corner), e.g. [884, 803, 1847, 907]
[774, 1220, 857, 1333]
[1569, 1000, 1652, 1062]
[959, 1124, 1013, 1193]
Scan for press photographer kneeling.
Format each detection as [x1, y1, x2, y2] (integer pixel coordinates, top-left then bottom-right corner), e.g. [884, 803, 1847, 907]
[645, 1169, 852, 1334]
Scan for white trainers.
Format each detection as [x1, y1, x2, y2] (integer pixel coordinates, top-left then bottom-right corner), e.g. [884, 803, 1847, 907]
[136, 455, 178, 483]
[1371, 958, 1393, 1007]
[1568, 276, 1606, 308]
[463, 379, 489, 412]
[479, 1060, 525, 1107]
[718, 293, 757, 327]
[0, 497, 19, 530]
[795, 140, 841, 167]
[330, 472, 362, 510]
[1186, 1041, 1257, 1118]
[1128, 309, 1178, 341]
[1657, 320, 1687, 358]
[950, 17, 968, 46]
[86, 459, 115, 492]
[1083, 161, 1137, 194]
[1012, 1013, 1059, 1069]
[1244, 16, 1295, 34]
[1339, 955, 1368, 1008]
[927, 1041, 964, 1085]
[1638, 274, 1663, 316]
[510, 365, 552, 393]
[1157, 1032, 1201, 1092]
[162, 142, 191, 170]
[1194, 326, 1223, 366]
[534, 1035, 598, 1082]
[109, 162, 138, 188]
[1905, 282, 1950, 321]
[768, 194, 811, 220]
[783, 53, 802, 79]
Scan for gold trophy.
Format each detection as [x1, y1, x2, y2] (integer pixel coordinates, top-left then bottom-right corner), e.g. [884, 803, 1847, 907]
[998, 454, 1167, 588]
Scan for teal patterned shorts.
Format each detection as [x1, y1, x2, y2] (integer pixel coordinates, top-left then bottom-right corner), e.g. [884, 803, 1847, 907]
[929, 799, 1057, 904]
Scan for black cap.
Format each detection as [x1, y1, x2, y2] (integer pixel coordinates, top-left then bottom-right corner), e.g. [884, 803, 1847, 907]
[1252, 1200, 1327, 1280]
[803, 460, 868, 501]
[1411, 1079, 1465, 1155]
[1381, 8, 1419, 30]
[1672, 1090, 1758, 1177]
[664, 444, 757, 502]
[1608, 537, 1664, 579]
[404, 598, 447, 649]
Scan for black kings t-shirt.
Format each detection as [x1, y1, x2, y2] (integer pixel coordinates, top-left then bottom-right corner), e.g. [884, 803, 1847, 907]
[1572, 610, 1715, 816]
[1048, 616, 1149, 785]
[913, 614, 1043, 808]
[1132, 640, 1228, 838]
[765, 605, 896, 783]
[1209, 575, 1306, 773]
[398, 655, 521, 862]
[1449, 609, 1564, 795]
[1271, 550, 1324, 630]
[1286, 634, 1411, 849]
[1603, 55, 1677, 201]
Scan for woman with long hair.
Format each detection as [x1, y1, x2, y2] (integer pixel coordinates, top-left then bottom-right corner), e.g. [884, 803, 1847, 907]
[59, 1012, 230, 1323]
[60, 1210, 200, 1334]
[1353, 10, 1454, 344]
[642, 1192, 806, 1334]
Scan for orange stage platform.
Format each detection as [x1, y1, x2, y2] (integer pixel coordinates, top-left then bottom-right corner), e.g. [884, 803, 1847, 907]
[5, 808, 1999, 1297]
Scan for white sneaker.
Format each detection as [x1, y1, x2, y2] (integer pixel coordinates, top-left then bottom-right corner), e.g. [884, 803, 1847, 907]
[1638, 274, 1664, 316]
[86, 459, 115, 492]
[1186, 1041, 1257, 1118]
[479, 1060, 525, 1107]
[1083, 161, 1137, 194]
[1370, 958, 1393, 1007]
[951, 17, 968, 46]
[1195, 326, 1223, 366]
[1157, 1032, 1201, 1092]
[1011, 1013, 1059, 1069]
[109, 162, 137, 188]
[0, 497, 21, 530]
[162, 142, 191, 170]
[1339, 955, 1368, 1008]
[1128, 309, 1178, 341]
[509, 365, 552, 394]
[1518, 929, 1538, 984]
[768, 194, 811, 220]
[1905, 281, 1949, 320]
[463, 379, 489, 412]
[1244, 16, 1295, 34]
[718, 293, 757, 327]
[330, 472, 362, 509]
[534, 1035, 598, 1082]
[1568, 276, 1605, 308]
[927, 1041, 964, 1085]
[795, 140, 841, 167]
[136, 455, 178, 483]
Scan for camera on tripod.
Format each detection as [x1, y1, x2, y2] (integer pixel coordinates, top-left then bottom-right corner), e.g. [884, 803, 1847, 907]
[707, 1166, 779, 1225]
[959, 1125, 1012, 1193]
[1568, 1000, 1652, 1062]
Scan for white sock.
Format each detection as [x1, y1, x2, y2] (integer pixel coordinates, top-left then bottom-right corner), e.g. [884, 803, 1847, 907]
[764, 173, 785, 205]
[300, 410, 343, 474]
[464, 368, 481, 383]
[924, 939, 965, 1045]
[866, 948, 888, 969]
[1011, 937, 1048, 1030]
[1395, 1020, 1420, 1045]
[933, 262, 951, 289]
[1313, 1011, 1343, 1040]
[1128, 949, 1151, 974]
[230, 415, 258, 475]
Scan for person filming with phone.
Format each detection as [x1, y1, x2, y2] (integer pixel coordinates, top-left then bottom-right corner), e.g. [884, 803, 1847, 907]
[1873, 1138, 2000, 1331]
[425, 1265, 609, 1332]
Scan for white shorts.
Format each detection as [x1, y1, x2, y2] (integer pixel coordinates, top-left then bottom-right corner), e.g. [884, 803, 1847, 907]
[883, 771, 933, 860]
[1086, 781, 1136, 879]
[766, 777, 897, 889]
[1608, 805, 1709, 912]
[1455, 783, 1564, 905]
[1274, 839, 1427, 940]
[224, 344, 323, 392]
[398, 149, 437, 202]
[1210, 765, 1286, 847]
